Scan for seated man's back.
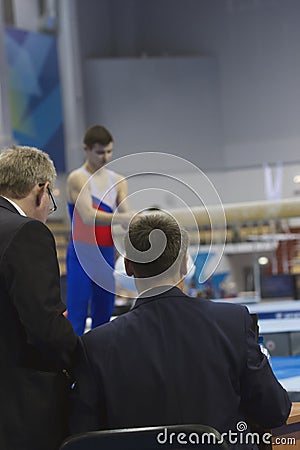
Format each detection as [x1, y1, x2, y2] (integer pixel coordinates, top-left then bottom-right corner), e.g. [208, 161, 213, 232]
[69, 213, 291, 442]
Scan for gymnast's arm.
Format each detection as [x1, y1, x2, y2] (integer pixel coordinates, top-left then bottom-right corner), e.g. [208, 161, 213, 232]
[66, 169, 132, 226]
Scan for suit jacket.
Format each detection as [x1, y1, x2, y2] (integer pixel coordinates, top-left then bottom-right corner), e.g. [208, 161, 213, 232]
[69, 286, 291, 439]
[0, 197, 78, 450]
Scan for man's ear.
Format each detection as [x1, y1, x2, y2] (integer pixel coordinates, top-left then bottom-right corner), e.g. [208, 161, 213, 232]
[180, 253, 188, 277]
[124, 258, 134, 277]
[36, 182, 47, 207]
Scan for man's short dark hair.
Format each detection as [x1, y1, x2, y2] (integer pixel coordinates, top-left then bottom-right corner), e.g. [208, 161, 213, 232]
[124, 213, 189, 278]
[83, 125, 113, 148]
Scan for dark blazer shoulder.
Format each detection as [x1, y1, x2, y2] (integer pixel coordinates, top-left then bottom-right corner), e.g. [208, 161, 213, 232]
[0, 196, 19, 212]
[0, 196, 53, 234]
[0, 206, 55, 265]
[0, 196, 33, 229]
[6, 219, 55, 251]
[205, 298, 248, 313]
[200, 298, 250, 323]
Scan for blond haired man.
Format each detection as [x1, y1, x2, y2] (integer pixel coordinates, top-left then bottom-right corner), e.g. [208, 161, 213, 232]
[0, 146, 77, 450]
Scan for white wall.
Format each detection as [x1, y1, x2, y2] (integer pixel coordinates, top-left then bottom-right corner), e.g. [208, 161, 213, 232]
[74, 0, 300, 172]
[220, 0, 300, 168]
[84, 56, 224, 170]
[211, 164, 300, 204]
[124, 163, 300, 210]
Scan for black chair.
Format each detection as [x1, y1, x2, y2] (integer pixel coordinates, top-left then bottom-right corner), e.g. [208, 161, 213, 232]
[60, 424, 228, 449]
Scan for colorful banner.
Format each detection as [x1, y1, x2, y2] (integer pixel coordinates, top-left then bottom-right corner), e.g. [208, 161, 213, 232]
[5, 26, 65, 172]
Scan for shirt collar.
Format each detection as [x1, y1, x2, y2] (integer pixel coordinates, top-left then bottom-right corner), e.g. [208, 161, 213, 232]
[2, 197, 26, 216]
[137, 285, 175, 299]
[133, 285, 185, 309]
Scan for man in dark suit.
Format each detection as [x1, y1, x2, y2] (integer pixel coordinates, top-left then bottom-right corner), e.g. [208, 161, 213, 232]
[69, 212, 291, 443]
[0, 146, 78, 450]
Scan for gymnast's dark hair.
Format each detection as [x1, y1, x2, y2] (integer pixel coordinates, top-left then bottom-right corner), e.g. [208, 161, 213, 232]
[83, 125, 113, 148]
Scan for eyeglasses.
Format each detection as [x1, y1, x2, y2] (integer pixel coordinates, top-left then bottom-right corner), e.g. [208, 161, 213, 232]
[38, 183, 57, 214]
[47, 187, 57, 214]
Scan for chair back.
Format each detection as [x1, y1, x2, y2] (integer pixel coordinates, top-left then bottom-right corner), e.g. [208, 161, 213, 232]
[60, 424, 228, 449]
